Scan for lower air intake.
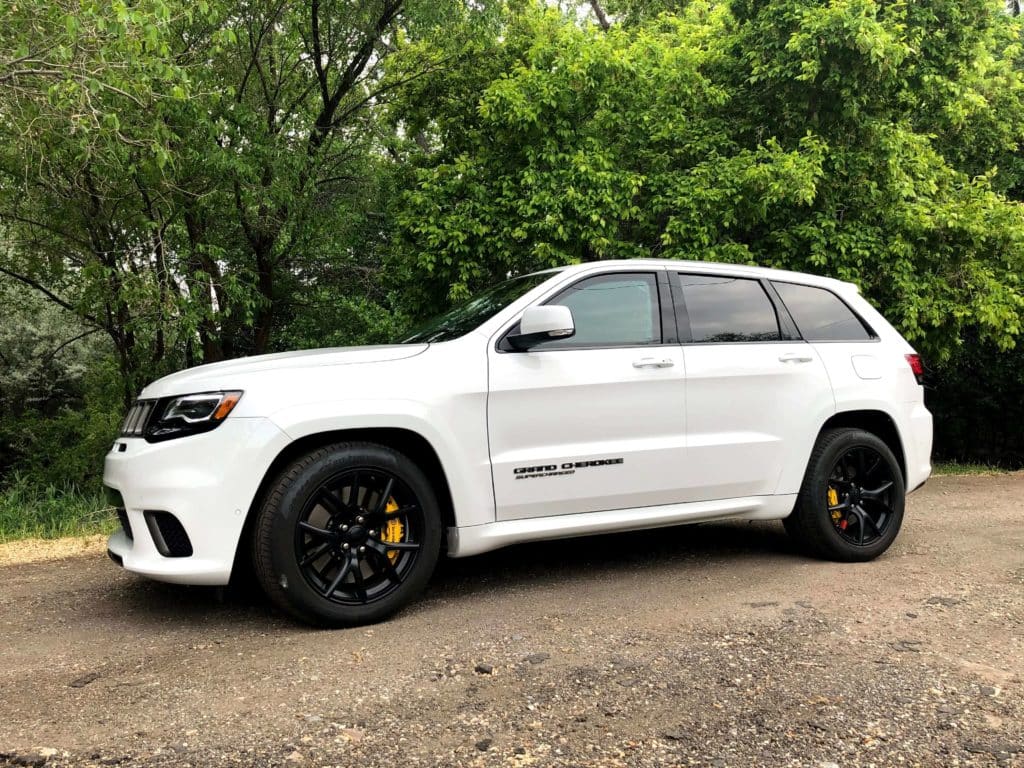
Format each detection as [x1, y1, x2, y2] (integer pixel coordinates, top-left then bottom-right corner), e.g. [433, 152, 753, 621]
[116, 508, 133, 540]
[144, 511, 194, 558]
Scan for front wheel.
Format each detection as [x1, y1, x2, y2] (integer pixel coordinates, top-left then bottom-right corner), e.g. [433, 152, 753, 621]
[252, 442, 443, 627]
[784, 428, 905, 562]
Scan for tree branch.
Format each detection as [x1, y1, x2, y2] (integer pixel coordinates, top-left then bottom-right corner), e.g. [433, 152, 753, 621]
[0, 264, 102, 327]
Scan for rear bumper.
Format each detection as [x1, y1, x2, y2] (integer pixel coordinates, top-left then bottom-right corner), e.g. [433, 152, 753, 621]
[902, 401, 933, 493]
[103, 417, 291, 585]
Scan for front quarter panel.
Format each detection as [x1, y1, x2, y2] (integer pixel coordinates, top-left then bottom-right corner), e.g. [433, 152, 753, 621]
[264, 340, 494, 528]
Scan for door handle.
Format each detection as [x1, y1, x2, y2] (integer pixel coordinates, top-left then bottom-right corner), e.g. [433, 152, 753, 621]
[778, 353, 814, 364]
[633, 358, 675, 369]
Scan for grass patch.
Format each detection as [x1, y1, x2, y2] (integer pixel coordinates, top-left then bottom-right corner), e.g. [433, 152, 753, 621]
[932, 461, 1009, 476]
[0, 474, 115, 543]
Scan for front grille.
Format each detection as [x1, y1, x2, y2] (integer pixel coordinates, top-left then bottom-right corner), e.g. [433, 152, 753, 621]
[144, 511, 193, 557]
[120, 400, 157, 437]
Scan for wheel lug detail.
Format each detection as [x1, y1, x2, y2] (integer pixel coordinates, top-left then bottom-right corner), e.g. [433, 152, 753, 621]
[369, 530, 377, 537]
[356, 516, 365, 524]
[358, 546, 366, 554]
[342, 543, 350, 550]
[341, 524, 349, 532]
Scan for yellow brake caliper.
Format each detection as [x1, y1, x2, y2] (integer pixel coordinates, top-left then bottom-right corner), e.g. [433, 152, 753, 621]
[828, 487, 840, 521]
[381, 498, 404, 563]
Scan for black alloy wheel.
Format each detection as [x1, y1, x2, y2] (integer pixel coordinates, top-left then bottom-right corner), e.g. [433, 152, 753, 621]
[825, 446, 897, 547]
[785, 428, 905, 562]
[295, 468, 424, 605]
[252, 442, 442, 627]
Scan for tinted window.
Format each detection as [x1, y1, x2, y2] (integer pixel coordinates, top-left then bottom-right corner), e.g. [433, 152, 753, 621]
[678, 274, 780, 343]
[772, 281, 873, 341]
[532, 273, 661, 349]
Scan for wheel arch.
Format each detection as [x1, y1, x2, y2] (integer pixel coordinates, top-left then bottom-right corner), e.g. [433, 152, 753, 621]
[231, 427, 457, 581]
[818, 409, 906, 483]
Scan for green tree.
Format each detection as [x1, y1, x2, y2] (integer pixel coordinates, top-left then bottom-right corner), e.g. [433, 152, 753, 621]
[394, 0, 1024, 363]
[0, 0, 484, 403]
[0, 272, 119, 488]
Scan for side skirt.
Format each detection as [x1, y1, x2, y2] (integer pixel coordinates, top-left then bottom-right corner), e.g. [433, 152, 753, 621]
[446, 494, 797, 558]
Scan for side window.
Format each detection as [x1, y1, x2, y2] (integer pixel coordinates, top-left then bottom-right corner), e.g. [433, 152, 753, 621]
[772, 281, 874, 341]
[678, 274, 781, 343]
[532, 273, 661, 349]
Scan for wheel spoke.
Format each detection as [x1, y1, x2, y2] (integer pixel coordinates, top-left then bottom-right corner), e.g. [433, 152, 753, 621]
[861, 481, 894, 501]
[865, 455, 882, 479]
[828, 499, 852, 513]
[848, 507, 867, 545]
[299, 541, 332, 567]
[347, 471, 361, 508]
[322, 554, 354, 598]
[351, 564, 368, 603]
[855, 505, 883, 535]
[367, 543, 403, 585]
[316, 487, 345, 518]
[373, 476, 395, 517]
[299, 521, 332, 539]
[379, 539, 420, 552]
[840, 454, 854, 482]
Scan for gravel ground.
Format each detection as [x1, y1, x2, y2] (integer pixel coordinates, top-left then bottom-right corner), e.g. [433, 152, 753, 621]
[1, 473, 1022, 768]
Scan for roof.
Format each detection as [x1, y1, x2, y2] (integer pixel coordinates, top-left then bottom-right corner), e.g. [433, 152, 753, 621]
[533, 259, 856, 293]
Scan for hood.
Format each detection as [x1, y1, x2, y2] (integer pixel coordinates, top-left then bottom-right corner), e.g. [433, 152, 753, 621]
[140, 344, 428, 399]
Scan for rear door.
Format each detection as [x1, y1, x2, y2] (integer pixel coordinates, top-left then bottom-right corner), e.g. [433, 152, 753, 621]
[487, 270, 688, 521]
[674, 272, 835, 501]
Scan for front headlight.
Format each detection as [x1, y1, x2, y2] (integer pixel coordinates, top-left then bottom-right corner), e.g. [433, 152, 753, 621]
[145, 391, 243, 442]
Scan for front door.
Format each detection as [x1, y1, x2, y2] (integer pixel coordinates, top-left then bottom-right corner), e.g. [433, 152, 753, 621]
[487, 271, 687, 521]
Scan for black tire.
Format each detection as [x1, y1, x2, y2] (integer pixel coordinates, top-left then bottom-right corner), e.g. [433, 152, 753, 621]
[784, 428, 905, 562]
[252, 441, 443, 627]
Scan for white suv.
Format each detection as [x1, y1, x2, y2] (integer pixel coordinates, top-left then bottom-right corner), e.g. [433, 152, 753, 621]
[105, 260, 932, 626]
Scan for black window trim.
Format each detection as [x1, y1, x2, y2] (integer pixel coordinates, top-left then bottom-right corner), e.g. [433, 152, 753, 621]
[769, 279, 880, 343]
[670, 271, 801, 346]
[496, 269, 672, 353]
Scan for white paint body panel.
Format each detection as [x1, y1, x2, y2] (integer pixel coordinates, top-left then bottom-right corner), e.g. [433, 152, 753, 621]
[681, 341, 835, 499]
[487, 345, 687, 520]
[103, 258, 932, 584]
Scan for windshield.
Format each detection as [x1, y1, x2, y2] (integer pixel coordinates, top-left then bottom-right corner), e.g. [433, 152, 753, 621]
[401, 272, 554, 343]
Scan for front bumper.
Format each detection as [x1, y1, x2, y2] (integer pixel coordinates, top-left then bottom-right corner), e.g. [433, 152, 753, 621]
[104, 417, 291, 585]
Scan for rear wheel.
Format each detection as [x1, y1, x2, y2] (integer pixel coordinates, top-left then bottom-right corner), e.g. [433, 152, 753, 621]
[785, 428, 905, 562]
[252, 442, 442, 626]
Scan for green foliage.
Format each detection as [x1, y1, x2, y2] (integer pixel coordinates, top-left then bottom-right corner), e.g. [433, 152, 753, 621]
[394, 1, 1024, 365]
[0, 276, 122, 489]
[0, 474, 113, 543]
[928, 338, 1024, 468]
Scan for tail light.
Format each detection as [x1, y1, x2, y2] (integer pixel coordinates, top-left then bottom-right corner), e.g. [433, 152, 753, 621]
[905, 353, 925, 385]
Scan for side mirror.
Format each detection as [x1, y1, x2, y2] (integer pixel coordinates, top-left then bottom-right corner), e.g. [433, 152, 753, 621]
[508, 305, 575, 351]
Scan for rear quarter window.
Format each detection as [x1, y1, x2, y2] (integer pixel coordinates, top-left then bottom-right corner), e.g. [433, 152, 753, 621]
[772, 281, 874, 341]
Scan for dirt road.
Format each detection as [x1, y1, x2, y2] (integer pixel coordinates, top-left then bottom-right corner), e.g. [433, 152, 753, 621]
[1, 474, 1022, 767]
